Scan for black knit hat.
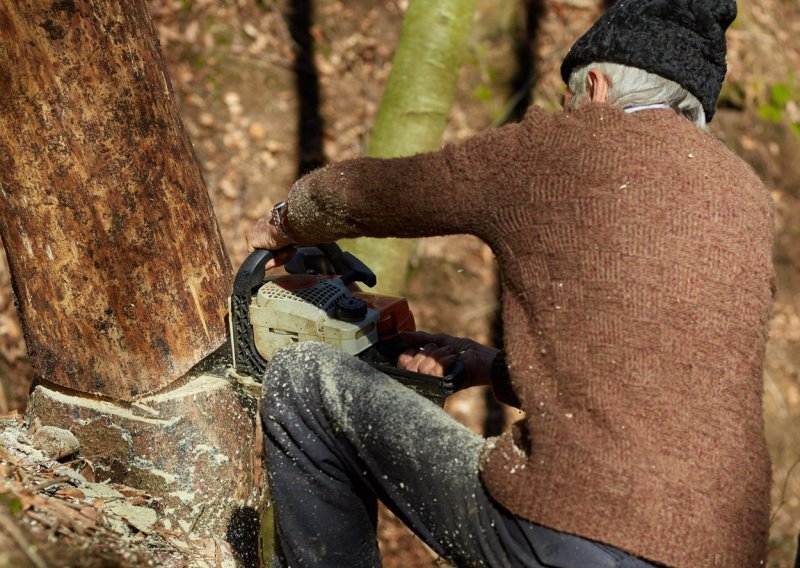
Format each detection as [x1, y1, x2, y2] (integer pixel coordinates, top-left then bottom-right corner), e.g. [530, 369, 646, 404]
[560, 0, 737, 121]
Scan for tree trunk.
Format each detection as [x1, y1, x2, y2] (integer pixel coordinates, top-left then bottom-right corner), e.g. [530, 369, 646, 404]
[340, 0, 476, 296]
[0, 0, 232, 401]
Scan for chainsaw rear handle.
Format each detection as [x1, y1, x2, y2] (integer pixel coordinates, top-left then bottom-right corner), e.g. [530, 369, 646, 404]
[364, 337, 466, 406]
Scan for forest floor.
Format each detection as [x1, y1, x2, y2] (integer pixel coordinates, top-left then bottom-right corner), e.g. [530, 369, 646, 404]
[1, 0, 799, 566]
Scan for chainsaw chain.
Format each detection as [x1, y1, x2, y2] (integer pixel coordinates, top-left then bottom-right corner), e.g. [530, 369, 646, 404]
[231, 293, 267, 380]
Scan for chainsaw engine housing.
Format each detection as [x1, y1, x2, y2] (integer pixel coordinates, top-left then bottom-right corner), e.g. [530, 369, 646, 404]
[250, 273, 381, 360]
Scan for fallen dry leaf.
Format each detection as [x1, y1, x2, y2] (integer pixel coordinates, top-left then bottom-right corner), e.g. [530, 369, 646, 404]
[55, 487, 86, 501]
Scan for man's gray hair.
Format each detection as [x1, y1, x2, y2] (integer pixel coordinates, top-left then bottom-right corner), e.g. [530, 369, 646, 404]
[568, 62, 708, 130]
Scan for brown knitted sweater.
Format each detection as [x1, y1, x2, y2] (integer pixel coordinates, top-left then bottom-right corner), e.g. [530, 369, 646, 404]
[281, 104, 775, 568]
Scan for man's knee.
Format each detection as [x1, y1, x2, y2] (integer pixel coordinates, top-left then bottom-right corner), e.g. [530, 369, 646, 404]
[260, 341, 352, 412]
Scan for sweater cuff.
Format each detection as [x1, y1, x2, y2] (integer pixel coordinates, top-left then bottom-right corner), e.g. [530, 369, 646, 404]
[490, 351, 521, 409]
[280, 198, 304, 243]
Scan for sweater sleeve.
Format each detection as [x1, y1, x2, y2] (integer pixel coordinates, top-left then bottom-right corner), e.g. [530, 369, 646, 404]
[281, 117, 535, 244]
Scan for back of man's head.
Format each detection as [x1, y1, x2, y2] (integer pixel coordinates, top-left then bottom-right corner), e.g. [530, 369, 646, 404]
[560, 0, 737, 122]
[567, 62, 708, 129]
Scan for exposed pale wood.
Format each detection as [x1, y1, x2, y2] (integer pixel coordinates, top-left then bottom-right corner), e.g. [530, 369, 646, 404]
[0, 0, 232, 399]
[27, 372, 262, 542]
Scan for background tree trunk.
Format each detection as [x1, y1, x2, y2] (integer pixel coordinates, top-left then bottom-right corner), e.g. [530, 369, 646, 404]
[0, 0, 232, 400]
[340, 0, 477, 296]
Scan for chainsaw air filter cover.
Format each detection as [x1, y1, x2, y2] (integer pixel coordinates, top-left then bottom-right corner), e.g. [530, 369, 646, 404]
[249, 273, 380, 360]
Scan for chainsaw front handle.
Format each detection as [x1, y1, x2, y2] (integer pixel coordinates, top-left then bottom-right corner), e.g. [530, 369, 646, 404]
[233, 249, 272, 299]
[230, 248, 276, 378]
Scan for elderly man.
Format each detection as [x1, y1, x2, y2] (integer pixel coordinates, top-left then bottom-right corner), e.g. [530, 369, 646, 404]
[248, 0, 775, 566]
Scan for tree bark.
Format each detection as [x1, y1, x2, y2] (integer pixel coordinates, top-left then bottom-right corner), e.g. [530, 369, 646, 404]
[340, 0, 476, 296]
[0, 0, 232, 400]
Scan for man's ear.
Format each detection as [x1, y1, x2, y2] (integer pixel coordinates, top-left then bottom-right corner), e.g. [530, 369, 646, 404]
[587, 68, 610, 103]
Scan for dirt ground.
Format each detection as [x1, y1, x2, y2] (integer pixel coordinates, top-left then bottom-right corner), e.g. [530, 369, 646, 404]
[1, 0, 799, 566]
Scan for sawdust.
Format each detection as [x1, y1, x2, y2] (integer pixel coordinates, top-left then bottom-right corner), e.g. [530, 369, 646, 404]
[266, 341, 488, 566]
[268, 340, 486, 468]
[0, 417, 242, 567]
[0, 0, 798, 565]
[36, 387, 177, 427]
[132, 457, 177, 485]
[143, 374, 228, 403]
[29, 425, 80, 460]
[0, 419, 166, 566]
[193, 443, 231, 465]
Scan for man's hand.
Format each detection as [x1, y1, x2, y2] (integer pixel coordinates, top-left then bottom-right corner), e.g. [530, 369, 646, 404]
[246, 213, 296, 269]
[397, 331, 498, 390]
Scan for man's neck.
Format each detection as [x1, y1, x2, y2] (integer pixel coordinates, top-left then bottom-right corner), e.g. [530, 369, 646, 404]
[623, 103, 671, 114]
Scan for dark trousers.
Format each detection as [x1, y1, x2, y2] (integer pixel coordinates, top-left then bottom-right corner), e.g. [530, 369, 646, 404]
[261, 342, 659, 568]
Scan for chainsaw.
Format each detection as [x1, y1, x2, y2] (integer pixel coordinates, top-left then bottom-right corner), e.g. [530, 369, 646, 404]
[229, 243, 463, 405]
